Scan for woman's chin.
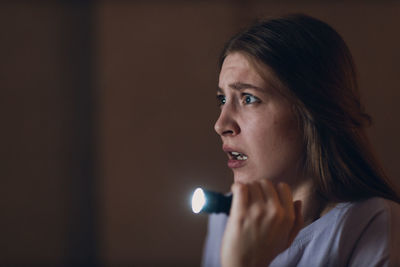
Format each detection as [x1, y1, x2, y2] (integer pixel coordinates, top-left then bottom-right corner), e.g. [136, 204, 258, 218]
[233, 173, 260, 184]
[233, 172, 281, 185]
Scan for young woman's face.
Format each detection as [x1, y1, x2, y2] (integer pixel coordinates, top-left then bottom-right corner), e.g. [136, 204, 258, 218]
[215, 52, 304, 185]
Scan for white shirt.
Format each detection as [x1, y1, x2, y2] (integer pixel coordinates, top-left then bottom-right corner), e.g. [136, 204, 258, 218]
[202, 197, 400, 267]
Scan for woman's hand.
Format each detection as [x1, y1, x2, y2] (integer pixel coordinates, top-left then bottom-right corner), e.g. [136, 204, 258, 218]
[220, 180, 303, 267]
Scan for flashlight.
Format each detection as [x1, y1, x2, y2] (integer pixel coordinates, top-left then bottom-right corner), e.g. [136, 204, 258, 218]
[191, 188, 232, 215]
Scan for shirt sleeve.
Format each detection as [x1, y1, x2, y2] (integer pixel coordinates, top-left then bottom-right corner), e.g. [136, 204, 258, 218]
[348, 199, 400, 267]
[201, 214, 228, 267]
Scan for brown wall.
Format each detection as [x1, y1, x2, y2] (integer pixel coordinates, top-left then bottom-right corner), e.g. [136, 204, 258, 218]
[1, 1, 399, 266]
[0, 2, 98, 265]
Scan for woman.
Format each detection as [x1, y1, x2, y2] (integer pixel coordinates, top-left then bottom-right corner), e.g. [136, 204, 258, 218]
[202, 14, 400, 267]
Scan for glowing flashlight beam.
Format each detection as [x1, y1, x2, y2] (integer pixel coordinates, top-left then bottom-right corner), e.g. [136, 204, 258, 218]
[192, 188, 206, 213]
[191, 188, 232, 215]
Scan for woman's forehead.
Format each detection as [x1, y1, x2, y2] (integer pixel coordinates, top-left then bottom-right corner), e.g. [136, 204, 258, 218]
[219, 53, 266, 89]
[219, 52, 282, 93]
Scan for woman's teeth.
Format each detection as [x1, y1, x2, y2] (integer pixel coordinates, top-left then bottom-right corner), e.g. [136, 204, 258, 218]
[231, 151, 248, 161]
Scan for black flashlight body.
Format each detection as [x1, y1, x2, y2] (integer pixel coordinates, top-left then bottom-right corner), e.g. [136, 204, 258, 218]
[201, 189, 232, 215]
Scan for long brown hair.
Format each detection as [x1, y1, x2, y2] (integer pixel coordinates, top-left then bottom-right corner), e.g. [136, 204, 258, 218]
[219, 14, 400, 203]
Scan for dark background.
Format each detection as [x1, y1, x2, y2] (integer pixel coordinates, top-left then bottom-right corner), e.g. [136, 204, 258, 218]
[1, 1, 399, 266]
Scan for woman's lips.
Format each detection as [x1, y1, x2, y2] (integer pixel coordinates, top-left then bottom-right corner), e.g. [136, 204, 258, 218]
[228, 158, 247, 168]
[224, 149, 248, 169]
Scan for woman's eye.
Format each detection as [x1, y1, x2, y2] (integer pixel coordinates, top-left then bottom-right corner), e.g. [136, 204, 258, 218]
[217, 95, 226, 106]
[243, 94, 260, 104]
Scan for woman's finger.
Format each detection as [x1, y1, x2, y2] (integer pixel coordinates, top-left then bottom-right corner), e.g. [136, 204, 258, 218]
[248, 181, 265, 203]
[288, 200, 304, 245]
[276, 182, 295, 215]
[258, 179, 280, 207]
[230, 183, 248, 221]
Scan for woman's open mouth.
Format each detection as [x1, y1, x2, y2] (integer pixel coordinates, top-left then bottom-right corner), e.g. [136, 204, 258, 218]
[227, 151, 248, 168]
[229, 151, 248, 161]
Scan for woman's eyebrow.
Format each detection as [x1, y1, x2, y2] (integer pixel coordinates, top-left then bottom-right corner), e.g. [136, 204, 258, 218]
[229, 82, 264, 91]
[217, 82, 266, 93]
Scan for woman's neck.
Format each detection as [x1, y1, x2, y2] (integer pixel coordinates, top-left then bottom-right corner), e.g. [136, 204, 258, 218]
[291, 179, 335, 227]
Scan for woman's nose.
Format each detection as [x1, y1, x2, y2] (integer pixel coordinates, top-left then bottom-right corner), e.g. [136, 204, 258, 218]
[214, 107, 240, 137]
